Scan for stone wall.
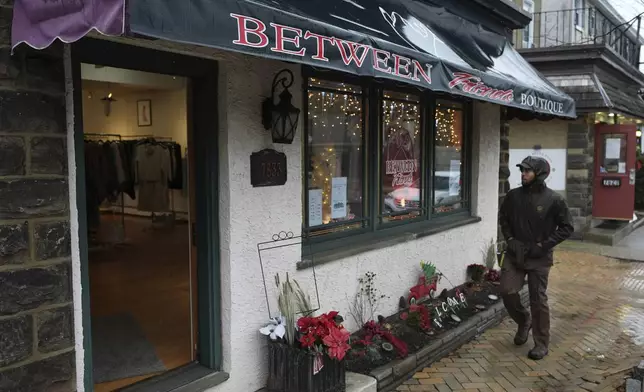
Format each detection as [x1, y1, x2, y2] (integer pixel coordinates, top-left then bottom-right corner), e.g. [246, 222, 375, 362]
[566, 120, 594, 238]
[0, 2, 75, 391]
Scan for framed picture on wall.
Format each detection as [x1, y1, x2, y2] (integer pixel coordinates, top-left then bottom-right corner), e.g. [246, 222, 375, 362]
[137, 100, 152, 127]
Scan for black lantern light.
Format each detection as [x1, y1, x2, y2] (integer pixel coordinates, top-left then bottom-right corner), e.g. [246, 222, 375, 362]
[262, 69, 300, 144]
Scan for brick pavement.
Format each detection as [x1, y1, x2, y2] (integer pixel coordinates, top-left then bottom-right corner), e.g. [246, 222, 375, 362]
[398, 251, 644, 392]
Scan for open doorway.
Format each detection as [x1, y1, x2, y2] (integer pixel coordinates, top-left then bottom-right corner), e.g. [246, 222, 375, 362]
[80, 64, 197, 391]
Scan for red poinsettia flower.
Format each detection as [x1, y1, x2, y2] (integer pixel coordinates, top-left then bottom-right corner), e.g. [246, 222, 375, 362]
[322, 327, 351, 361]
[326, 311, 339, 320]
[299, 333, 317, 348]
[297, 317, 313, 332]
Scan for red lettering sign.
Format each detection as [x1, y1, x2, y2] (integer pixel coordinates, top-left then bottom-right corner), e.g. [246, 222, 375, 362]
[229, 14, 434, 87]
[372, 48, 392, 74]
[270, 23, 306, 56]
[230, 14, 269, 48]
[334, 39, 370, 67]
[303, 31, 334, 61]
[393, 54, 412, 79]
[449, 72, 513, 103]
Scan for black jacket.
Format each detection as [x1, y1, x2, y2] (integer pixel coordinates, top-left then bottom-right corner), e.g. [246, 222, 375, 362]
[499, 183, 574, 264]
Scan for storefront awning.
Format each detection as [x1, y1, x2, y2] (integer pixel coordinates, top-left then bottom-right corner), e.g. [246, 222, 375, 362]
[12, 0, 576, 118]
[545, 73, 644, 120]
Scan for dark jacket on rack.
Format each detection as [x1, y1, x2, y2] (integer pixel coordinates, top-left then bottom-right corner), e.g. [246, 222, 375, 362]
[167, 142, 183, 190]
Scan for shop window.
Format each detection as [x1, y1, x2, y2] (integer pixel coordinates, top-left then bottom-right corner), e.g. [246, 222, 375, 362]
[305, 78, 365, 237]
[381, 91, 423, 222]
[303, 75, 474, 248]
[434, 100, 466, 214]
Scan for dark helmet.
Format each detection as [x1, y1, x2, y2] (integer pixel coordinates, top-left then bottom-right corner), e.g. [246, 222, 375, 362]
[517, 156, 550, 183]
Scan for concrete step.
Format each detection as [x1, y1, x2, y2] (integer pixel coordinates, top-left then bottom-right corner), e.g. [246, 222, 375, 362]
[625, 378, 642, 392]
[346, 372, 377, 392]
[584, 220, 636, 246]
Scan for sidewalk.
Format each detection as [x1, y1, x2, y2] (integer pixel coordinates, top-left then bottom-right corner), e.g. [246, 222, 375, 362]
[560, 225, 644, 262]
[399, 250, 644, 392]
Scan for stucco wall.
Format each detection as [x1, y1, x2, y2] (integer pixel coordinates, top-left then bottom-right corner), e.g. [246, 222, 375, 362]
[66, 36, 501, 392]
[211, 55, 501, 391]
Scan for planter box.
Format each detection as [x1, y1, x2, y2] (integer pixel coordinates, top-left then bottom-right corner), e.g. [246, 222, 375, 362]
[267, 342, 346, 392]
[368, 287, 529, 391]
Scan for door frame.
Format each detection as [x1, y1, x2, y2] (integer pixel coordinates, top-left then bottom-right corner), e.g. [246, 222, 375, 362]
[592, 123, 637, 220]
[69, 37, 222, 390]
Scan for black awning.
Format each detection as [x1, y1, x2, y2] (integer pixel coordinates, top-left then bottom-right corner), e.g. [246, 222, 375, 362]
[128, 0, 575, 118]
[10, 0, 575, 117]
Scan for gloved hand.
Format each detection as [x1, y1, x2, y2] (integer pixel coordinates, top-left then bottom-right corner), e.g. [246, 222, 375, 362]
[506, 238, 524, 256]
[527, 243, 547, 259]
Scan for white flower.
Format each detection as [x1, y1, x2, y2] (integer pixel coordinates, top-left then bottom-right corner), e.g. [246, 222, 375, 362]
[259, 316, 286, 341]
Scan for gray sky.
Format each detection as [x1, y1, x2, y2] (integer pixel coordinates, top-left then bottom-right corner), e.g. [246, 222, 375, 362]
[609, 0, 644, 33]
[607, 0, 644, 67]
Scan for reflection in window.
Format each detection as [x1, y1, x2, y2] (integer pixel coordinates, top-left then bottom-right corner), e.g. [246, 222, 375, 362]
[382, 91, 422, 222]
[434, 101, 464, 214]
[306, 79, 364, 236]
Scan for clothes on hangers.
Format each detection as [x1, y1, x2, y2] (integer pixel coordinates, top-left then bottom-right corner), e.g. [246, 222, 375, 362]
[135, 142, 172, 213]
[84, 136, 184, 223]
[165, 142, 183, 190]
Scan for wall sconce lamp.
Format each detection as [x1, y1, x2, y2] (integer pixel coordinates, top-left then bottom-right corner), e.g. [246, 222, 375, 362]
[262, 69, 300, 144]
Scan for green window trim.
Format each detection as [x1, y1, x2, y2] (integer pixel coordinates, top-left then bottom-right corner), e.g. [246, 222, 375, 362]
[301, 68, 475, 251]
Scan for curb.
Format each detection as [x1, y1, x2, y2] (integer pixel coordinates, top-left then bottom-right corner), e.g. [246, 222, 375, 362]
[369, 288, 529, 392]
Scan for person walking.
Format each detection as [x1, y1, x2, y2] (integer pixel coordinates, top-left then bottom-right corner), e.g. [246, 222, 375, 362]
[498, 156, 574, 360]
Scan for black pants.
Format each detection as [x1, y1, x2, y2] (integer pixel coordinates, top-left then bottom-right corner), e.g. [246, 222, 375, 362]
[499, 254, 551, 349]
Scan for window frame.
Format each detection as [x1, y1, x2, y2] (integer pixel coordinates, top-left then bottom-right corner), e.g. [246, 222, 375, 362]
[574, 0, 586, 30]
[522, 0, 535, 48]
[71, 38, 226, 392]
[378, 87, 428, 228]
[302, 71, 372, 242]
[302, 68, 475, 251]
[432, 100, 471, 217]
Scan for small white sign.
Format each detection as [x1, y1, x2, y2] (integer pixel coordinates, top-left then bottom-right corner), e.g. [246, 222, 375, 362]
[449, 160, 461, 196]
[619, 162, 626, 174]
[605, 138, 622, 160]
[509, 149, 567, 191]
[308, 189, 323, 227]
[331, 177, 348, 219]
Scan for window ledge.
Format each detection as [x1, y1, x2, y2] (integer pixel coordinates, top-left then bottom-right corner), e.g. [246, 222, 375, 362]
[121, 363, 229, 392]
[297, 215, 482, 270]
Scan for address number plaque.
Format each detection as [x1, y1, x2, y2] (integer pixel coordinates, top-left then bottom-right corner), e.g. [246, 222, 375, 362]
[601, 178, 621, 187]
[250, 149, 287, 187]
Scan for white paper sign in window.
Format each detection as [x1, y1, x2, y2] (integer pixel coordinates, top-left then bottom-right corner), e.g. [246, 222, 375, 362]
[308, 189, 323, 227]
[331, 177, 348, 219]
[605, 138, 622, 160]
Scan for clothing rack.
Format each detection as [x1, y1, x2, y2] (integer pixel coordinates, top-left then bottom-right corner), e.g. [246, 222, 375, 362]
[83, 133, 180, 237]
[84, 133, 126, 239]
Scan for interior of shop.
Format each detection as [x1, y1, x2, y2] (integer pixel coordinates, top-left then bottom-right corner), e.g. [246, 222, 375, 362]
[80, 64, 195, 391]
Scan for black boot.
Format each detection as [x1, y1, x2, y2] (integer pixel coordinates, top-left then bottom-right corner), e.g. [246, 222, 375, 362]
[514, 318, 531, 346]
[528, 345, 548, 360]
